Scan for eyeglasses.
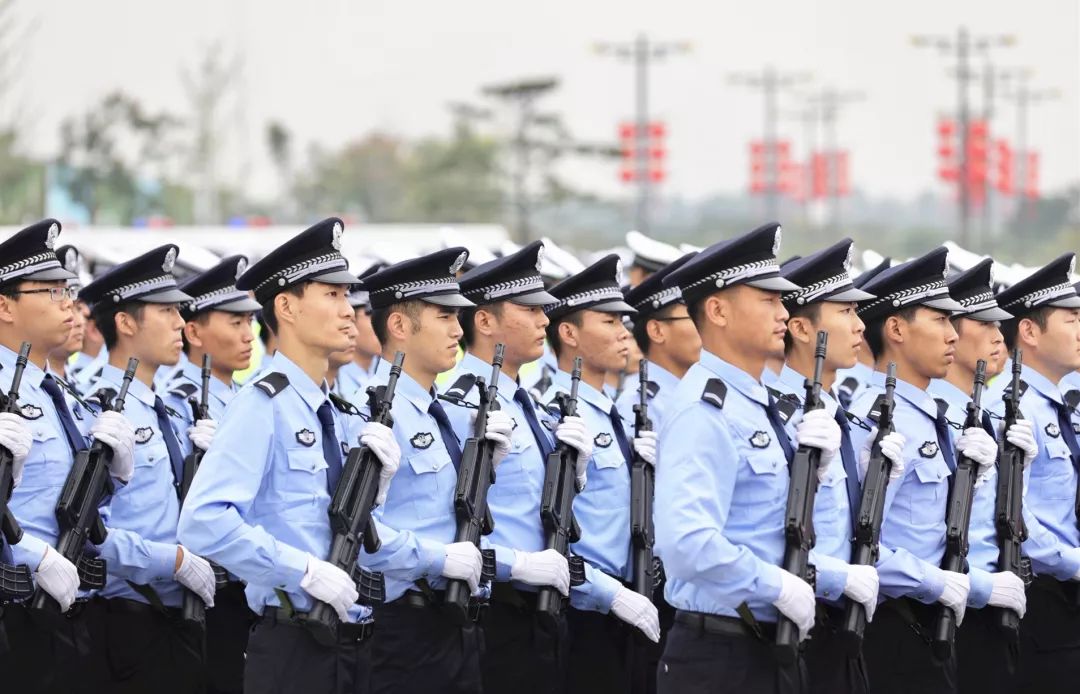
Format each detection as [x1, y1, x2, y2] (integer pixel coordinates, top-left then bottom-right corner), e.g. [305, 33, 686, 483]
[9, 286, 79, 302]
[652, 315, 693, 323]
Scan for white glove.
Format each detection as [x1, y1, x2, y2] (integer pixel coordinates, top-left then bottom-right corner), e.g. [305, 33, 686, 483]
[0, 412, 31, 487]
[1004, 419, 1037, 470]
[299, 555, 358, 621]
[611, 586, 660, 642]
[35, 545, 79, 612]
[772, 569, 816, 640]
[957, 427, 997, 488]
[858, 430, 906, 483]
[187, 418, 216, 452]
[986, 571, 1026, 618]
[442, 541, 483, 593]
[633, 430, 657, 466]
[174, 546, 216, 608]
[510, 549, 570, 595]
[360, 421, 400, 506]
[90, 410, 135, 482]
[554, 415, 592, 489]
[484, 409, 513, 471]
[938, 571, 970, 626]
[843, 564, 880, 622]
[796, 408, 841, 482]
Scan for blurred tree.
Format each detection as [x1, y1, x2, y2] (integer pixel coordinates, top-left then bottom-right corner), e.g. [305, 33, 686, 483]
[0, 0, 45, 221]
[402, 121, 502, 222]
[293, 133, 409, 221]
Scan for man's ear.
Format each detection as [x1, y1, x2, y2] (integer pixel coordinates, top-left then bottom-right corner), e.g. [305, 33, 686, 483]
[116, 310, 139, 340]
[183, 321, 203, 350]
[386, 309, 411, 343]
[884, 314, 906, 345]
[703, 293, 727, 328]
[0, 294, 16, 325]
[786, 316, 814, 347]
[1017, 316, 1041, 349]
[474, 307, 497, 339]
[558, 320, 580, 350]
[274, 292, 297, 329]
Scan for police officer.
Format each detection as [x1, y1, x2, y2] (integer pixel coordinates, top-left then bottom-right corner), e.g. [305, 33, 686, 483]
[990, 254, 1080, 693]
[335, 275, 381, 398]
[353, 247, 515, 694]
[441, 241, 582, 693]
[772, 239, 884, 694]
[162, 254, 261, 694]
[0, 220, 135, 692]
[78, 244, 218, 692]
[625, 231, 683, 289]
[655, 223, 820, 694]
[834, 256, 891, 410]
[178, 218, 395, 693]
[926, 258, 1033, 693]
[46, 245, 88, 381]
[848, 247, 977, 693]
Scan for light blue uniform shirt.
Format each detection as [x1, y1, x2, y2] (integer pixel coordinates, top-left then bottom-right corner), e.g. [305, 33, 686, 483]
[1, 346, 93, 569]
[986, 366, 1080, 580]
[772, 365, 854, 604]
[835, 361, 875, 410]
[162, 359, 239, 458]
[521, 344, 557, 401]
[88, 364, 186, 607]
[176, 352, 371, 621]
[541, 369, 632, 613]
[614, 360, 680, 433]
[1061, 371, 1080, 431]
[71, 347, 108, 396]
[654, 350, 790, 622]
[334, 361, 370, 402]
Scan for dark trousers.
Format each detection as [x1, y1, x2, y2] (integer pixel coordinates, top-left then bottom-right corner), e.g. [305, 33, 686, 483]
[244, 613, 372, 694]
[566, 606, 633, 694]
[629, 598, 675, 694]
[657, 612, 806, 694]
[81, 596, 205, 694]
[482, 586, 568, 694]
[205, 582, 257, 694]
[0, 601, 94, 693]
[863, 598, 957, 694]
[370, 596, 483, 694]
[1017, 576, 1080, 694]
[956, 606, 1019, 694]
[804, 606, 869, 694]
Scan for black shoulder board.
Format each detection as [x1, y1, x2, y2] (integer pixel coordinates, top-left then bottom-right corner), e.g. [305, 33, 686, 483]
[1003, 379, 1029, 401]
[534, 365, 554, 397]
[644, 380, 660, 400]
[443, 373, 479, 404]
[328, 392, 360, 416]
[866, 394, 887, 424]
[701, 378, 727, 410]
[168, 382, 198, 400]
[767, 388, 801, 424]
[254, 372, 289, 398]
[1065, 389, 1080, 412]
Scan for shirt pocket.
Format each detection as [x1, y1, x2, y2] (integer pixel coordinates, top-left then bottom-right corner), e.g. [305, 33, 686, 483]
[813, 465, 848, 525]
[903, 454, 950, 524]
[583, 447, 629, 506]
[742, 450, 787, 503]
[1033, 439, 1074, 500]
[406, 448, 452, 520]
[16, 425, 62, 490]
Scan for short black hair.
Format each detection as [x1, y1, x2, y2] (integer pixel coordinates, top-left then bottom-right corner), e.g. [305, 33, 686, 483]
[460, 302, 505, 349]
[258, 283, 308, 336]
[370, 300, 424, 346]
[631, 303, 682, 356]
[783, 303, 823, 355]
[863, 305, 920, 361]
[1001, 306, 1052, 351]
[255, 311, 273, 346]
[545, 311, 585, 359]
[92, 301, 147, 350]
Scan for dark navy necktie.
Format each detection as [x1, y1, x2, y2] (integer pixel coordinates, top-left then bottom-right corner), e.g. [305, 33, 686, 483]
[765, 395, 796, 462]
[316, 401, 344, 493]
[41, 376, 88, 453]
[833, 407, 861, 529]
[152, 396, 186, 492]
[428, 398, 462, 470]
[515, 388, 553, 458]
[609, 406, 633, 462]
[933, 398, 957, 472]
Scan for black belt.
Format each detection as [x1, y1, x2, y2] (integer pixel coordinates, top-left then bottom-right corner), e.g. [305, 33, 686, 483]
[101, 596, 180, 618]
[674, 609, 776, 640]
[397, 588, 444, 609]
[260, 607, 374, 642]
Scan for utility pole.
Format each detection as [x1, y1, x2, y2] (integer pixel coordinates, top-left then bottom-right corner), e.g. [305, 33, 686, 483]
[1003, 76, 1059, 225]
[594, 35, 690, 234]
[807, 88, 864, 234]
[730, 66, 811, 221]
[912, 27, 1014, 248]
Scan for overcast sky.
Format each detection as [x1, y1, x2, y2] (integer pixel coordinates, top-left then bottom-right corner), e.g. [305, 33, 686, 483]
[15, 0, 1080, 204]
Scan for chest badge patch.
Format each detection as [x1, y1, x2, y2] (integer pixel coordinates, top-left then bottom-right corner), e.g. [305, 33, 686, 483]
[594, 432, 613, 448]
[295, 429, 316, 447]
[19, 404, 42, 420]
[919, 441, 939, 458]
[411, 432, 434, 450]
[1045, 422, 1061, 438]
[750, 431, 771, 449]
[134, 427, 154, 444]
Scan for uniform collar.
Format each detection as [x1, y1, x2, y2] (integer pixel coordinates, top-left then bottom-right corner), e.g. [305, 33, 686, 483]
[101, 362, 156, 407]
[1062, 370, 1080, 392]
[868, 368, 938, 419]
[645, 360, 680, 395]
[927, 378, 971, 417]
[777, 363, 839, 413]
[460, 351, 519, 394]
[552, 367, 612, 410]
[371, 356, 434, 413]
[265, 352, 330, 414]
[698, 349, 769, 406]
[1020, 364, 1064, 405]
[0, 344, 46, 389]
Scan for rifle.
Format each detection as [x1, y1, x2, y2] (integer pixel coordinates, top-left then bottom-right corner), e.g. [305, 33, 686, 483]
[180, 355, 229, 632]
[775, 331, 828, 661]
[994, 348, 1030, 637]
[32, 358, 139, 613]
[839, 362, 897, 651]
[536, 357, 587, 619]
[0, 342, 33, 603]
[304, 351, 403, 647]
[444, 344, 505, 623]
[630, 359, 655, 597]
[931, 359, 987, 659]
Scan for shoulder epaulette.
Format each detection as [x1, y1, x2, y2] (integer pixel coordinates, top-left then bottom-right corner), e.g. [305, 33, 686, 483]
[644, 380, 660, 400]
[534, 365, 554, 398]
[1003, 380, 1029, 402]
[443, 373, 479, 404]
[168, 382, 198, 400]
[701, 378, 727, 410]
[1064, 389, 1080, 412]
[767, 388, 801, 424]
[867, 394, 887, 424]
[328, 392, 360, 416]
[254, 372, 289, 398]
